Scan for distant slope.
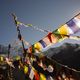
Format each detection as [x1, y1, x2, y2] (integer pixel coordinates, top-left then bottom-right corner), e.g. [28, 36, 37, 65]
[0, 44, 8, 54]
[44, 43, 80, 70]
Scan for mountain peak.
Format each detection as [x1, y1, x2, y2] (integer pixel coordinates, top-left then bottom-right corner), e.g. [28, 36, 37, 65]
[46, 43, 80, 70]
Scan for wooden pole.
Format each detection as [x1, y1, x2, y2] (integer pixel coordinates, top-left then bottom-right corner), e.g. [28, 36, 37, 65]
[8, 44, 11, 58]
[12, 13, 26, 62]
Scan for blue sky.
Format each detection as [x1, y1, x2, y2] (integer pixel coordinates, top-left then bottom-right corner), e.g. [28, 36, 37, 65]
[0, 0, 80, 47]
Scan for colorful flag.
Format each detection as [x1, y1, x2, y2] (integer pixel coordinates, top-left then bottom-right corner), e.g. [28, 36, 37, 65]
[24, 65, 28, 74]
[42, 36, 51, 46]
[58, 24, 73, 35]
[27, 45, 35, 53]
[66, 19, 80, 33]
[34, 42, 43, 51]
[29, 68, 34, 80]
[34, 70, 40, 80]
[40, 73, 46, 80]
[39, 40, 47, 48]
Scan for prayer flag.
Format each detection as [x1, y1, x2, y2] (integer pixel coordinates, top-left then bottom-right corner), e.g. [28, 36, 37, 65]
[40, 73, 46, 80]
[29, 68, 34, 80]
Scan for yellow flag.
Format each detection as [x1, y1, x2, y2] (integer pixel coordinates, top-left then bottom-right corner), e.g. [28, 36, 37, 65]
[27, 24, 33, 27]
[24, 65, 28, 74]
[40, 73, 46, 80]
[34, 42, 42, 51]
[58, 24, 68, 35]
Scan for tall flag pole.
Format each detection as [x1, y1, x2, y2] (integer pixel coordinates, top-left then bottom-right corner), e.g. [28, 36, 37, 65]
[12, 13, 26, 62]
[8, 44, 11, 58]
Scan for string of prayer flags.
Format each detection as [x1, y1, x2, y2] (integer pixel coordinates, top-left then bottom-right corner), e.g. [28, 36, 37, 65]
[53, 13, 80, 35]
[24, 34, 80, 54]
[26, 33, 67, 53]
[12, 13, 80, 54]
[26, 13, 80, 53]
[17, 21, 50, 33]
